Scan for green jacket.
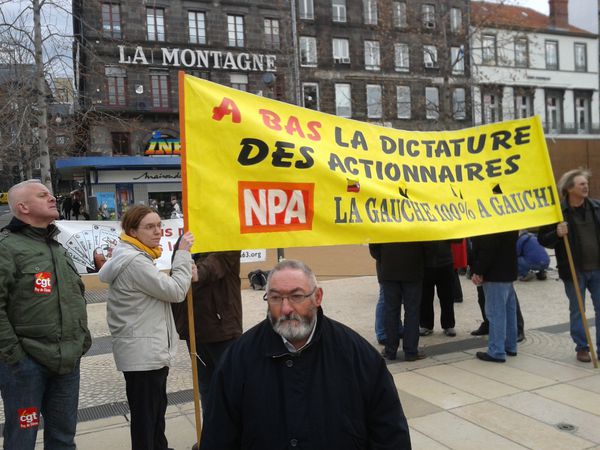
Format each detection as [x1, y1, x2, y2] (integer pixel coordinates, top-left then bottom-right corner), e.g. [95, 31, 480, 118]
[0, 217, 91, 374]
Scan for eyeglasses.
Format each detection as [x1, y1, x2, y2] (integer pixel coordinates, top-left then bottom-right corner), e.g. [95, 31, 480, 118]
[138, 223, 162, 231]
[263, 288, 317, 304]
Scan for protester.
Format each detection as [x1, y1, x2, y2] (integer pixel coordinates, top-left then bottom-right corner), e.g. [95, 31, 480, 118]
[471, 231, 519, 363]
[470, 286, 525, 343]
[516, 230, 550, 281]
[99, 205, 196, 450]
[539, 168, 600, 363]
[0, 179, 92, 449]
[419, 241, 456, 337]
[171, 250, 242, 413]
[375, 284, 404, 346]
[370, 242, 426, 361]
[71, 196, 81, 220]
[199, 259, 411, 449]
[170, 195, 183, 219]
[62, 194, 72, 219]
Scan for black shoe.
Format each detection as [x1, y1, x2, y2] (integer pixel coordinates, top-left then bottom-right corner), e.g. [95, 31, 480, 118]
[377, 338, 386, 346]
[381, 349, 397, 360]
[476, 351, 505, 363]
[506, 351, 517, 357]
[517, 332, 525, 343]
[470, 324, 489, 336]
[404, 351, 427, 361]
[536, 270, 547, 280]
[454, 297, 463, 303]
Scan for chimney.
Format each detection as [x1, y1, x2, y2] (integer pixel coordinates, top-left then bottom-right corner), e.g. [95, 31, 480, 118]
[549, 0, 569, 28]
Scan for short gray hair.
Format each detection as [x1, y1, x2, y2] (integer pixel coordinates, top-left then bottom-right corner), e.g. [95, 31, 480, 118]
[8, 179, 43, 213]
[266, 259, 318, 291]
[557, 168, 591, 198]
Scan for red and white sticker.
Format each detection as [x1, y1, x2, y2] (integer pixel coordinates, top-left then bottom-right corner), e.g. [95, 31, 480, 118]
[18, 407, 39, 429]
[33, 272, 52, 294]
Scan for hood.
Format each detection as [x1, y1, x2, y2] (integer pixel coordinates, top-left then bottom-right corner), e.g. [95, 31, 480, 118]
[98, 241, 145, 284]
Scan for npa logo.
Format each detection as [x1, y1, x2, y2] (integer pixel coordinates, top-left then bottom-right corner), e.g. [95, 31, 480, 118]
[18, 408, 39, 429]
[34, 272, 52, 294]
[238, 181, 314, 233]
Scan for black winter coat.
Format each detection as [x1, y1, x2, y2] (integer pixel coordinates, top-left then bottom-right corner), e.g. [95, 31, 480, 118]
[471, 231, 518, 282]
[538, 198, 600, 280]
[200, 308, 412, 450]
[369, 242, 425, 282]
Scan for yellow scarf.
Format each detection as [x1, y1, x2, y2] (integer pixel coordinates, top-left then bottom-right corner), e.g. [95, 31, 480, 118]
[120, 233, 163, 260]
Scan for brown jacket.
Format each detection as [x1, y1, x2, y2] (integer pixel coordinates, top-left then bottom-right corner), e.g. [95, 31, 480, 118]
[172, 251, 242, 343]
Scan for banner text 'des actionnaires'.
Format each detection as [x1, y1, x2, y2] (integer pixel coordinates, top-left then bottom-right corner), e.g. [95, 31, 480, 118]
[181, 74, 562, 252]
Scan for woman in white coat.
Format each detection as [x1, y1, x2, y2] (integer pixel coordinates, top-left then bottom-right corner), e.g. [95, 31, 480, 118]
[99, 205, 196, 450]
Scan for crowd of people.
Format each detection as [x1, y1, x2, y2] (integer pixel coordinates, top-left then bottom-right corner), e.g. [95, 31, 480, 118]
[1, 168, 599, 449]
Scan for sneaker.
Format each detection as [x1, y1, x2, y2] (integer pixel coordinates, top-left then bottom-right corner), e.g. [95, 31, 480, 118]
[444, 328, 456, 337]
[536, 270, 547, 280]
[404, 351, 427, 361]
[476, 351, 505, 363]
[419, 327, 433, 336]
[518, 272, 536, 282]
[470, 323, 489, 336]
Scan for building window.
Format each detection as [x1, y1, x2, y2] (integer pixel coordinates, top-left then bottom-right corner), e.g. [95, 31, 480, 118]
[394, 43, 409, 71]
[545, 40, 558, 70]
[299, 0, 314, 20]
[514, 92, 533, 119]
[102, 3, 121, 38]
[146, 7, 165, 42]
[396, 85, 411, 119]
[332, 38, 350, 63]
[335, 83, 352, 117]
[105, 66, 126, 106]
[230, 74, 248, 91]
[482, 34, 496, 65]
[450, 46, 464, 74]
[423, 45, 438, 68]
[363, 0, 377, 25]
[227, 15, 244, 47]
[545, 92, 562, 133]
[450, 7, 462, 33]
[393, 2, 407, 28]
[150, 71, 170, 109]
[422, 4, 435, 29]
[302, 83, 320, 110]
[300, 36, 317, 66]
[332, 0, 347, 23]
[515, 38, 528, 68]
[364, 41, 380, 70]
[483, 92, 500, 124]
[188, 11, 206, 45]
[452, 88, 466, 120]
[111, 132, 130, 155]
[575, 43, 587, 72]
[366, 85, 382, 119]
[264, 18, 280, 49]
[425, 87, 439, 119]
[575, 94, 590, 133]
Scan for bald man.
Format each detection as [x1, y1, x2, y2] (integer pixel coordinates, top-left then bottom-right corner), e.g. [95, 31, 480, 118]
[0, 180, 91, 449]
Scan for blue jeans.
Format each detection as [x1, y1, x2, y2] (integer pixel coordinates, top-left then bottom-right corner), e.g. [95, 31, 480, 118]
[563, 269, 600, 354]
[0, 355, 80, 450]
[517, 257, 549, 277]
[483, 282, 518, 360]
[381, 280, 422, 357]
[375, 284, 403, 342]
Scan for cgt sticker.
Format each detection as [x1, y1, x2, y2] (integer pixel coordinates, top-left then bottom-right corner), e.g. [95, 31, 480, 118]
[238, 181, 314, 234]
[34, 272, 52, 294]
[18, 407, 39, 429]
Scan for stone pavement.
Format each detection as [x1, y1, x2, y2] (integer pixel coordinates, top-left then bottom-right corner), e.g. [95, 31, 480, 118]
[1, 250, 600, 448]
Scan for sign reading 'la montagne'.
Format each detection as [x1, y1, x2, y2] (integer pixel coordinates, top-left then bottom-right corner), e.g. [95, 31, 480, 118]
[118, 45, 277, 72]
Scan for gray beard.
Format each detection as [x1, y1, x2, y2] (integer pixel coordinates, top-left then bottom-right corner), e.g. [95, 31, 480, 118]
[269, 307, 317, 344]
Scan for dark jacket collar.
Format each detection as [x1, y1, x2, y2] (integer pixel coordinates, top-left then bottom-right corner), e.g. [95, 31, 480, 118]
[265, 307, 324, 358]
[1, 216, 58, 239]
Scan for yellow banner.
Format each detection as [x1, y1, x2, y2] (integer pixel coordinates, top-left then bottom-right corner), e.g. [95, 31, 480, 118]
[180, 73, 562, 252]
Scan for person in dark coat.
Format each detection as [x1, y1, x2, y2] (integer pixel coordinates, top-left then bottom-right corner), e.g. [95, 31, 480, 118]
[370, 242, 426, 361]
[470, 231, 519, 363]
[539, 168, 600, 363]
[200, 259, 412, 450]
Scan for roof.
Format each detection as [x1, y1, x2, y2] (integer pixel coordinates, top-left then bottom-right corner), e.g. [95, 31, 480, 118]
[55, 156, 182, 170]
[471, 2, 595, 35]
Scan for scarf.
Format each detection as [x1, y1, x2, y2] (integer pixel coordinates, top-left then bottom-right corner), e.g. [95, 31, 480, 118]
[120, 233, 162, 260]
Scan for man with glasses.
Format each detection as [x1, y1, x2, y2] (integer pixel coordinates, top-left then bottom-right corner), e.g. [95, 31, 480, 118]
[200, 259, 411, 450]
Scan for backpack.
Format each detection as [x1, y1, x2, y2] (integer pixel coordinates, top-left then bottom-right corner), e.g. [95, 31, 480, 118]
[248, 270, 269, 290]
